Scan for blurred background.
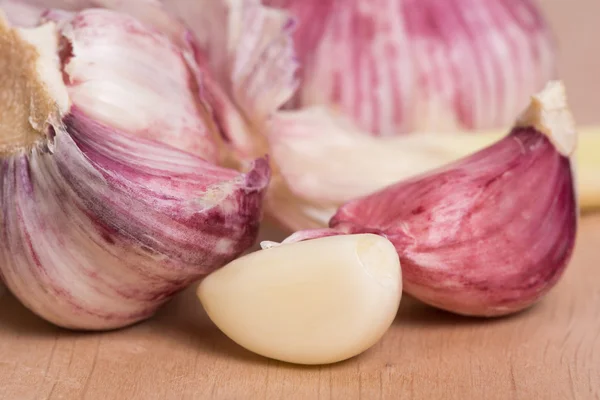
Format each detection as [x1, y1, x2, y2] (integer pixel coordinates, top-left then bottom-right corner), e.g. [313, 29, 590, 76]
[537, 0, 599, 125]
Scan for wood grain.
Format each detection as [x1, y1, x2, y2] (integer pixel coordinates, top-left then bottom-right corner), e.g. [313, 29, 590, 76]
[1, 215, 599, 400]
[1, 0, 600, 399]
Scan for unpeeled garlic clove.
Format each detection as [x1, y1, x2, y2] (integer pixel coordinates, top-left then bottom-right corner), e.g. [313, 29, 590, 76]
[198, 234, 402, 365]
[0, 6, 272, 330]
[265, 107, 507, 231]
[265, 107, 600, 232]
[252, 0, 566, 233]
[327, 81, 578, 316]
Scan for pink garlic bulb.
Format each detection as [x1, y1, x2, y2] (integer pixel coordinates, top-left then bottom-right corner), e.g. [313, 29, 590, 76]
[253, 0, 559, 231]
[0, 0, 297, 330]
[264, 0, 556, 134]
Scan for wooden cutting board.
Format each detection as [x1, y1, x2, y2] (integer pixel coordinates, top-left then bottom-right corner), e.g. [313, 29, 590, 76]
[1, 0, 599, 399]
[1, 215, 599, 400]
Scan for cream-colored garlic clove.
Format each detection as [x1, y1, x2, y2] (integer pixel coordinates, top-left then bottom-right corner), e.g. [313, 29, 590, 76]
[198, 234, 402, 365]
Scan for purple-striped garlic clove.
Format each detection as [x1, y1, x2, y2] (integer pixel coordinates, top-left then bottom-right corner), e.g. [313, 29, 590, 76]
[328, 81, 578, 316]
[269, 81, 579, 317]
[0, 7, 270, 330]
[264, 107, 505, 231]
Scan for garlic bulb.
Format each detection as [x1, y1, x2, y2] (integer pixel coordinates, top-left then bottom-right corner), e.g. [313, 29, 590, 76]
[0, 0, 297, 330]
[138, 1, 599, 234]
[261, 0, 600, 232]
[264, 0, 556, 134]
[273, 81, 579, 317]
[260, 0, 558, 231]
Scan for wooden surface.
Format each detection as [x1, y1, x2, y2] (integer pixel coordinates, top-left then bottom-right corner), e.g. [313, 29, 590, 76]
[1, 0, 600, 399]
[0, 215, 599, 400]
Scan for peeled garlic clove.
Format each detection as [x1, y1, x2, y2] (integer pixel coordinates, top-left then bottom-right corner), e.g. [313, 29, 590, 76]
[0, 8, 270, 330]
[198, 234, 401, 365]
[328, 81, 578, 317]
[264, 0, 555, 134]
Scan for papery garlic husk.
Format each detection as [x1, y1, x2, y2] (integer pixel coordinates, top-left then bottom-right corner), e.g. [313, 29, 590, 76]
[0, 0, 166, 28]
[0, 6, 271, 330]
[274, 81, 579, 317]
[157, 0, 299, 165]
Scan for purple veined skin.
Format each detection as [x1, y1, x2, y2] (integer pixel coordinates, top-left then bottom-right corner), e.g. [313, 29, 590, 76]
[0, 0, 297, 330]
[253, 0, 559, 232]
[128, 0, 560, 237]
[268, 82, 579, 317]
[264, 0, 556, 135]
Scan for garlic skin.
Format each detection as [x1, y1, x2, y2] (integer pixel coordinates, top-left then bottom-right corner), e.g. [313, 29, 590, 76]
[157, 0, 299, 164]
[266, 108, 507, 230]
[326, 81, 578, 316]
[256, 0, 559, 231]
[264, 0, 555, 134]
[198, 234, 401, 365]
[266, 107, 600, 231]
[1, 0, 300, 165]
[0, 4, 275, 330]
[0, 0, 54, 26]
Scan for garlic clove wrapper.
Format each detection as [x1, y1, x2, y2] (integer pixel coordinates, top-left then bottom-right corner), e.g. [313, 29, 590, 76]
[327, 81, 578, 317]
[158, 0, 299, 164]
[0, 9, 270, 330]
[198, 234, 402, 365]
[0, 0, 45, 26]
[264, 0, 556, 135]
[52, 8, 219, 161]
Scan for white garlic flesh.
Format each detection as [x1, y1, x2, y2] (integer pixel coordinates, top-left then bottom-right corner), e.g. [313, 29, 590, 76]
[198, 234, 402, 365]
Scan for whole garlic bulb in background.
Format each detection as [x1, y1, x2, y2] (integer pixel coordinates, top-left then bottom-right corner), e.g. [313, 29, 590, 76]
[257, 0, 565, 231]
[156, 0, 600, 233]
[0, 0, 297, 330]
[265, 0, 556, 134]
